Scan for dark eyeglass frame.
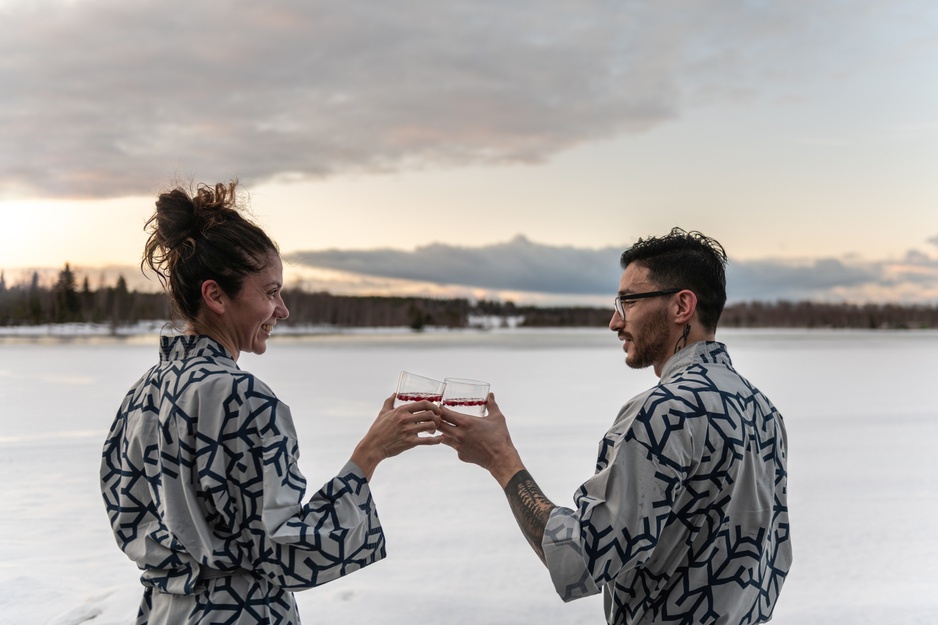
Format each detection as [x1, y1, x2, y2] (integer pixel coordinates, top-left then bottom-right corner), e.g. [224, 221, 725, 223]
[613, 288, 682, 318]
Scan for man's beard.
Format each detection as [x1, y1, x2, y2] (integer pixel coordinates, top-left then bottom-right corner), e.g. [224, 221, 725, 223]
[626, 306, 671, 370]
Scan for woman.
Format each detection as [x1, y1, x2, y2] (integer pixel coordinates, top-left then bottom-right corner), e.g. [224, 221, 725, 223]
[100, 181, 442, 624]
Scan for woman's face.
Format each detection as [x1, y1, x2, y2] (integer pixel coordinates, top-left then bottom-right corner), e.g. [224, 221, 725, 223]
[225, 252, 289, 359]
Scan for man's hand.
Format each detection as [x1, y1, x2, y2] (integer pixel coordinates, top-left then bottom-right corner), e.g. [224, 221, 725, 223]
[438, 393, 525, 488]
[439, 392, 556, 563]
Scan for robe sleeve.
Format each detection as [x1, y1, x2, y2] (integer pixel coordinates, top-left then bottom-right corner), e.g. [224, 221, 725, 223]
[179, 372, 386, 590]
[256, 433, 386, 588]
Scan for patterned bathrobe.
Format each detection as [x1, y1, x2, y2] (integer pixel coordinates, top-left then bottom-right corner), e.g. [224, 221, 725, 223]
[100, 335, 385, 624]
[543, 341, 792, 624]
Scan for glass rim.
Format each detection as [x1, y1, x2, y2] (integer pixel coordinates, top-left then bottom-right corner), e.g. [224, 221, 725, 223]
[442, 377, 489, 386]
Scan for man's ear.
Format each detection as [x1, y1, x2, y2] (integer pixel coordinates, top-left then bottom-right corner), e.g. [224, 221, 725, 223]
[201, 280, 227, 316]
[673, 289, 698, 325]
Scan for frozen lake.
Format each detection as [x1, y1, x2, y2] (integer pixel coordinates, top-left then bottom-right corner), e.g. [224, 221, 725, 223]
[1, 328, 936, 624]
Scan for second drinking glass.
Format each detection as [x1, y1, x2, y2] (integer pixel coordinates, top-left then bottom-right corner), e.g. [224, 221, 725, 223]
[441, 378, 490, 416]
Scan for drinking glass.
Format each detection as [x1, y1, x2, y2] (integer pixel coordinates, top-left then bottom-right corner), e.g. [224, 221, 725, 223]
[441, 378, 490, 416]
[394, 371, 445, 408]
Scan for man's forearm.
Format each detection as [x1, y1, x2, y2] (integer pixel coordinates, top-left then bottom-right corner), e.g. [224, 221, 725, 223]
[503, 469, 556, 564]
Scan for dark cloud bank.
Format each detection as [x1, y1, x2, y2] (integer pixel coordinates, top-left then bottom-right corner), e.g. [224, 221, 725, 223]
[287, 236, 938, 303]
[0, 0, 913, 198]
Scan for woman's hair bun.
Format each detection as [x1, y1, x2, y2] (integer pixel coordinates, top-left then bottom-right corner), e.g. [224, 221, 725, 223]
[142, 180, 277, 324]
[149, 182, 239, 258]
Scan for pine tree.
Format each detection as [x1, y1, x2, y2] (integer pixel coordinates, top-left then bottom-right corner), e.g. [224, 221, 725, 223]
[0, 271, 8, 325]
[109, 274, 131, 327]
[54, 263, 81, 323]
[27, 272, 42, 324]
[81, 276, 94, 322]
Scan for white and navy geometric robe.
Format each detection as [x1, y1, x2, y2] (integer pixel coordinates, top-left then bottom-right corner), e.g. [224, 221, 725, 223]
[543, 341, 792, 625]
[100, 335, 385, 624]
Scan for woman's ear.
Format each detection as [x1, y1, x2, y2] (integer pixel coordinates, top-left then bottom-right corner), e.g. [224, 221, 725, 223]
[673, 289, 698, 325]
[201, 280, 227, 316]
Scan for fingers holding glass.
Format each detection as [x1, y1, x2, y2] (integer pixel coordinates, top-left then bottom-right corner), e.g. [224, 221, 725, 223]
[395, 371, 445, 436]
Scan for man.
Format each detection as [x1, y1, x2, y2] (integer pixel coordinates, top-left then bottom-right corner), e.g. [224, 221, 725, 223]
[439, 228, 792, 624]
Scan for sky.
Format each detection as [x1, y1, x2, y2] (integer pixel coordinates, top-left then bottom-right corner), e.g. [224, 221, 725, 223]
[1, 0, 937, 306]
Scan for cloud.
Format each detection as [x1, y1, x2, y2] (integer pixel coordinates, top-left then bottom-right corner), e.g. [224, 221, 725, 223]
[725, 258, 880, 301]
[0, 0, 915, 198]
[287, 236, 938, 303]
[287, 236, 624, 295]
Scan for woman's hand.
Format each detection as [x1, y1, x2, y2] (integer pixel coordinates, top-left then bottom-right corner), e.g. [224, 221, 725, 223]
[351, 394, 443, 480]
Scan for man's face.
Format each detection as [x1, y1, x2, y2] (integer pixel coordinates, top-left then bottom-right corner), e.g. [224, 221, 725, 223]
[609, 263, 676, 374]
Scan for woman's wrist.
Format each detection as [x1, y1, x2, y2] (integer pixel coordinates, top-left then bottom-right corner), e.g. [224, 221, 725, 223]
[351, 439, 384, 481]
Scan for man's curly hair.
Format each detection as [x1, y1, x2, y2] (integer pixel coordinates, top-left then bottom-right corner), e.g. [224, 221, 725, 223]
[620, 227, 727, 331]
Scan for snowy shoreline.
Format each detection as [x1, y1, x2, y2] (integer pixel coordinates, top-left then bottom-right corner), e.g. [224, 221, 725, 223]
[2, 320, 936, 341]
[0, 315, 525, 338]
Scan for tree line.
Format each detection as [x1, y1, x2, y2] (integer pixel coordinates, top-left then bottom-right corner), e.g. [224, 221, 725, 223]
[720, 300, 938, 330]
[0, 265, 170, 327]
[2, 265, 937, 330]
[483, 299, 938, 329]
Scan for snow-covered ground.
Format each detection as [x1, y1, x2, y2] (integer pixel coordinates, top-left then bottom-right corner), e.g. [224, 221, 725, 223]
[1, 328, 936, 624]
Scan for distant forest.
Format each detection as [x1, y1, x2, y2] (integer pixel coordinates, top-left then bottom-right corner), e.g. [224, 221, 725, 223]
[2, 265, 937, 330]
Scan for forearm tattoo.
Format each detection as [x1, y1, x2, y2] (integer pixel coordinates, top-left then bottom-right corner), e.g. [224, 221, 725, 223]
[504, 470, 556, 564]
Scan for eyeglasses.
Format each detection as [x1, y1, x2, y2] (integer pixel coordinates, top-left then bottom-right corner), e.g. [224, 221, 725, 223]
[613, 289, 682, 318]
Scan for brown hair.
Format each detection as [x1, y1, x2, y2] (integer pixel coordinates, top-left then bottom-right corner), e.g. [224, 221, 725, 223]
[619, 227, 727, 331]
[142, 181, 278, 323]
